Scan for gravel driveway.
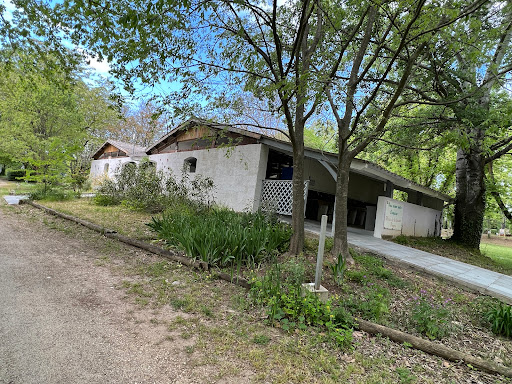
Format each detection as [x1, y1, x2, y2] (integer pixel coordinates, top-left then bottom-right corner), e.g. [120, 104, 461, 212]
[0, 206, 192, 384]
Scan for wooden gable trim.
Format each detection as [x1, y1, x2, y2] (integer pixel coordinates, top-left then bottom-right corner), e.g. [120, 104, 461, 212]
[93, 143, 128, 160]
[150, 124, 258, 154]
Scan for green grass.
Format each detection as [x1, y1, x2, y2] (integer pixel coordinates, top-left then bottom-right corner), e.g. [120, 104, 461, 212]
[480, 243, 512, 270]
[41, 198, 154, 240]
[0, 179, 38, 196]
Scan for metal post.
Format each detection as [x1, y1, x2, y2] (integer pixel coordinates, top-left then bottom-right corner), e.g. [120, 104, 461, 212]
[314, 214, 328, 291]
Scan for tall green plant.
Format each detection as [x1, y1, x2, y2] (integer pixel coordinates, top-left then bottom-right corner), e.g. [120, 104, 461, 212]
[148, 209, 292, 267]
[487, 303, 512, 338]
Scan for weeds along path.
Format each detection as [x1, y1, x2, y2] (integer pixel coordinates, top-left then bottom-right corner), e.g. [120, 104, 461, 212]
[0, 205, 247, 384]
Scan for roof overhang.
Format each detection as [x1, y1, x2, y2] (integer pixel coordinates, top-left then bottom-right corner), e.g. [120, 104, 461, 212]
[146, 118, 262, 153]
[259, 137, 453, 203]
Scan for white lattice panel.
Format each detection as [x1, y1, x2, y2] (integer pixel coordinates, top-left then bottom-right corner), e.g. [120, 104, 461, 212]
[260, 180, 309, 215]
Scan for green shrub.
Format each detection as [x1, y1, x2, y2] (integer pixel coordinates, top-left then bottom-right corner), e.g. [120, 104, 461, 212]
[94, 178, 122, 206]
[69, 171, 90, 192]
[409, 290, 453, 340]
[487, 302, 512, 338]
[148, 208, 291, 267]
[6, 168, 25, 181]
[94, 160, 214, 213]
[29, 186, 79, 201]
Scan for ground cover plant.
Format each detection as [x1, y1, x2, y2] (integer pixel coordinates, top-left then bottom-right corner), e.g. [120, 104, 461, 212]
[249, 258, 353, 348]
[19, 196, 512, 382]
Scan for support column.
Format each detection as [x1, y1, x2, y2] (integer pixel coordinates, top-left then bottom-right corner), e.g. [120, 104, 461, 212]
[384, 181, 394, 198]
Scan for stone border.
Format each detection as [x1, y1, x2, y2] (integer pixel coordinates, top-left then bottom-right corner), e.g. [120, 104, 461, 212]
[25, 201, 250, 289]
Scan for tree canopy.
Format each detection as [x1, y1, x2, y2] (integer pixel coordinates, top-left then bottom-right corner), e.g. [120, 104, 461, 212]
[0, 47, 120, 191]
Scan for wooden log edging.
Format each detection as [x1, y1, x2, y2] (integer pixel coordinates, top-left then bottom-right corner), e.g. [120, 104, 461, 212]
[357, 319, 512, 378]
[25, 201, 251, 289]
[24, 200, 512, 377]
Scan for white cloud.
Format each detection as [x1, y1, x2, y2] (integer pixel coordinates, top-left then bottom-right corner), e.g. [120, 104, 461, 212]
[86, 55, 110, 74]
[2, 0, 16, 12]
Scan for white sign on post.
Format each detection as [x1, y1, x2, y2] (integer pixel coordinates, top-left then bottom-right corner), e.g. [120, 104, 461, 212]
[384, 200, 404, 230]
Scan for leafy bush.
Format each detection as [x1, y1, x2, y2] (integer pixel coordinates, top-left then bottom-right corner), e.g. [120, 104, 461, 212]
[148, 208, 291, 267]
[94, 178, 122, 205]
[486, 302, 512, 338]
[250, 260, 353, 348]
[69, 171, 90, 192]
[94, 159, 215, 213]
[29, 186, 79, 201]
[409, 290, 453, 340]
[6, 168, 25, 181]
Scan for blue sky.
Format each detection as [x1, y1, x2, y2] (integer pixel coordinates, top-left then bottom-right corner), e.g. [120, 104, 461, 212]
[1, 0, 179, 106]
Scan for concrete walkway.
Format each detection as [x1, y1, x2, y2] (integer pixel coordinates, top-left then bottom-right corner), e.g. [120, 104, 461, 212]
[302, 220, 512, 305]
[3, 195, 29, 205]
[3, 193, 95, 205]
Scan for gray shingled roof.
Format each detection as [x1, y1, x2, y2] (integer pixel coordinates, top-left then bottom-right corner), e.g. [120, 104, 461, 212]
[92, 140, 147, 159]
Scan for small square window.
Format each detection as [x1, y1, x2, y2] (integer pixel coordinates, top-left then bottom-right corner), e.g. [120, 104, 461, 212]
[184, 157, 197, 173]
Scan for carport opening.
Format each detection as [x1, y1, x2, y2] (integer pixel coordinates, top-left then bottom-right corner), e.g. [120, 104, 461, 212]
[306, 190, 335, 223]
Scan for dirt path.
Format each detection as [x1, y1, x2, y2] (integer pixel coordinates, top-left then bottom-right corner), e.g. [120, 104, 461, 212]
[0, 179, 12, 188]
[0, 206, 194, 384]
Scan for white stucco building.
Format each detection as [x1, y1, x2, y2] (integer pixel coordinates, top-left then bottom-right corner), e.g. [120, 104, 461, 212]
[90, 140, 147, 180]
[90, 118, 452, 239]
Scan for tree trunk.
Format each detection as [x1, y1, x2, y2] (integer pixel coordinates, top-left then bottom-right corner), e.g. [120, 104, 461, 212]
[452, 94, 489, 249]
[452, 144, 486, 249]
[289, 127, 305, 255]
[332, 150, 354, 264]
[451, 149, 467, 242]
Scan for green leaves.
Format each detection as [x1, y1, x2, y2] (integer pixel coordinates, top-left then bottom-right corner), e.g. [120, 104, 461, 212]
[0, 49, 118, 191]
[148, 208, 292, 267]
[486, 302, 512, 338]
[250, 260, 354, 348]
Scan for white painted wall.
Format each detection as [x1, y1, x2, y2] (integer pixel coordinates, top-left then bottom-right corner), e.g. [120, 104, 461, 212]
[150, 144, 266, 212]
[374, 196, 442, 238]
[89, 158, 137, 186]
